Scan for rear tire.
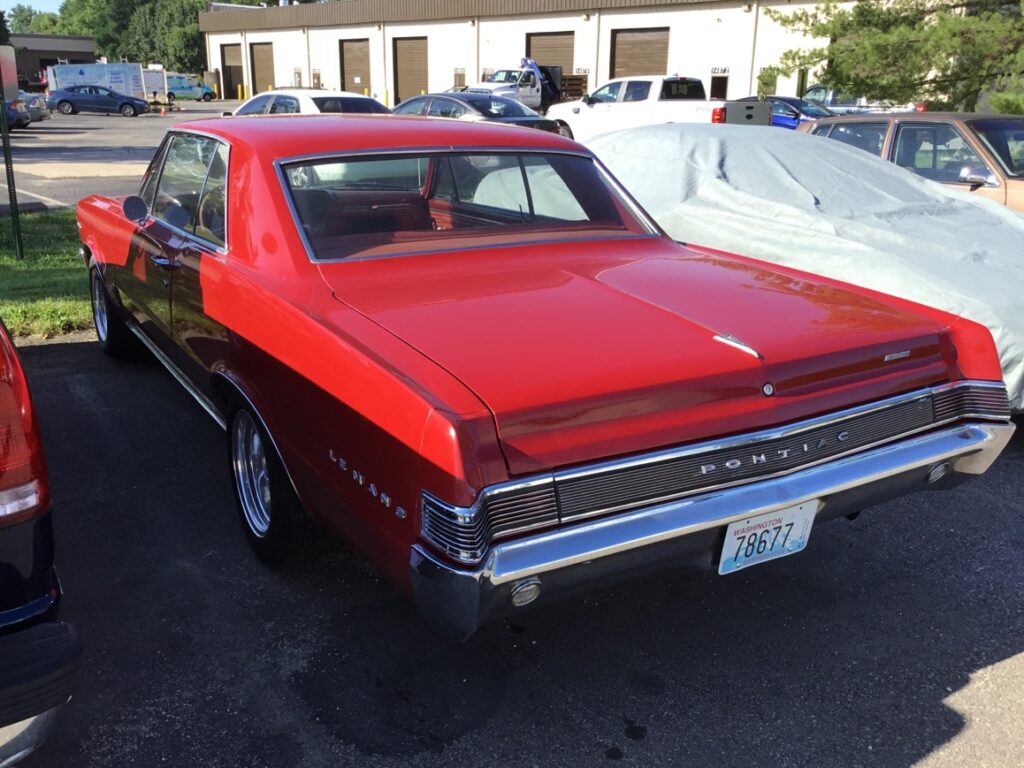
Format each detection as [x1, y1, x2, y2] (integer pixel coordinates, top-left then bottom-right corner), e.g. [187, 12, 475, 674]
[90, 268, 140, 359]
[57, 100, 74, 115]
[229, 405, 320, 568]
[202, 93, 212, 102]
[120, 103, 137, 117]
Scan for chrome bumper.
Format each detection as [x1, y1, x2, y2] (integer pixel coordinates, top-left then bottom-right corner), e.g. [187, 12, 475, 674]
[410, 420, 1015, 640]
[0, 705, 66, 767]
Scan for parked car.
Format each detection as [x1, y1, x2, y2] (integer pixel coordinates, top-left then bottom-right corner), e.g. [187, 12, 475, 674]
[0, 319, 82, 765]
[736, 95, 834, 129]
[799, 113, 1024, 212]
[546, 75, 770, 142]
[802, 84, 923, 115]
[46, 85, 150, 117]
[76, 115, 1013, 639]
[591, 122, 1024, 412]
[18, 91, 50, 122]
[394, 92, 559, 132]
[165, 73, 215, 102]
[4, 99, 31, 129]
[230, 88, 389, 116]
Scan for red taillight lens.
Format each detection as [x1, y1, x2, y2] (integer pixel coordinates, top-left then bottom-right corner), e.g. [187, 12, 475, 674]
[711, 107, 726, 124]
[0, 326, 50, 527]
[915, 103, 927, 112]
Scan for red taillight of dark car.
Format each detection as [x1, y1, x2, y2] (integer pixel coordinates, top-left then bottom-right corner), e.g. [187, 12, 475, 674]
[711, 107, 726, 124]
[0, 326, 50, 528]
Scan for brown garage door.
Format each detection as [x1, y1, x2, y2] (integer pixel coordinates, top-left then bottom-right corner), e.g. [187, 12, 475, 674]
[340, 39, 371, 95]
[249, 42, 275, 94]
[610, 28, 669, 79]
[393, 37, 428, 104]
[526, 31, 575, 73]
[221, 44, 242, 100]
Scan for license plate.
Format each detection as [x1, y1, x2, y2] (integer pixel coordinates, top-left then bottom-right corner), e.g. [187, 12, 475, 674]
[718, 501, 818, 575]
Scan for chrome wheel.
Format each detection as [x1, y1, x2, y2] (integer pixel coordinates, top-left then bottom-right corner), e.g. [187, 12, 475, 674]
[91, 273, 108, 342]
[233, 411, 272, 538]
[58, 101, 73, 115]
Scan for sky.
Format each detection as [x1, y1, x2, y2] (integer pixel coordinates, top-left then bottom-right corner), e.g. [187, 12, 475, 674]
[1, 0, 65, 17]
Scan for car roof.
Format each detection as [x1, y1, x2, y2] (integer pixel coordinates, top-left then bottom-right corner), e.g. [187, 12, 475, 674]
[261, 89, 374, 99]
[178, 114, 581, 158]
[812, 112, 1008, 123]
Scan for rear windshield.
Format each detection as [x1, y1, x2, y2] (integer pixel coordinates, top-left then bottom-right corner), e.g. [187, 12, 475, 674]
[312, 97, 389, 114]
[660, 79, 706, 100]
[283, 151, 651, 260]
[968, 118, 1024, 178]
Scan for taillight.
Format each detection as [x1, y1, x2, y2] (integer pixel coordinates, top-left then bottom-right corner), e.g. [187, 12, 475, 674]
[915, 102, 927, 112]
[711, 107, 726, 124]
[0, 325, 50, 527]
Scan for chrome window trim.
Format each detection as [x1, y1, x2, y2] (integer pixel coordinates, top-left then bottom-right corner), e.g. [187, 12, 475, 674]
[273, 145, 659, 264]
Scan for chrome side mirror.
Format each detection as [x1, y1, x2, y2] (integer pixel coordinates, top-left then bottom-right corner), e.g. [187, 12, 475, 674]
[122, 195, 148, 223]
[958, 166, 998, 189]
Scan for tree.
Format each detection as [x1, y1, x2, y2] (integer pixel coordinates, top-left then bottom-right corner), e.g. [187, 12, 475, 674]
[8, 4, 37, 34]
[29, 12, 59, 33]
[764, 0, 1024, 111]
[0, 12, 9, 46]
[121, 0, 205, 72]
[55, 0, 147, 60]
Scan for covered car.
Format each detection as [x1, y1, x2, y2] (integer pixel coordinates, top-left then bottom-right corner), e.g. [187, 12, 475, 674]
[590, 123, 1024, 412]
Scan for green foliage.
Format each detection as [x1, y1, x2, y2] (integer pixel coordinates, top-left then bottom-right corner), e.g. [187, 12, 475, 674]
[989, 93, 1024, 115]
[0, 11, 10, 45]
[765, 0, 1024, 111]
[0, 211, 91, 338]
[29, 11, 59, 33]
[121, 0, 205, 72]
[8, 4, 36, 34]
[54, 0, 148, 59]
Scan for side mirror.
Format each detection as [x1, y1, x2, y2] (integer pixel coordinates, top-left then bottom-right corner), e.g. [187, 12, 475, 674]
[959, 166, 997, 189]
[122, 195, 148, 223]
[581, 94, 592, 105]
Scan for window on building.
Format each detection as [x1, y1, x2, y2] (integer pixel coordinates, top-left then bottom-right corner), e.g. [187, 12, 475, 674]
[709, 75, 729, 100]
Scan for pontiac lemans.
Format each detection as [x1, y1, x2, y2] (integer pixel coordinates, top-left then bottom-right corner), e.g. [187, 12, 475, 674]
[76, 115, 1014, 638]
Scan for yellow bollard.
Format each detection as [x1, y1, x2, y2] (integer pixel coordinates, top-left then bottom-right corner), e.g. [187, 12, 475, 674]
[268, 84, 273, 91]
[237, 83, 243, 100]
[364, 87, 368, 96]
[213, 82, 219, 98]
[420, 89, 425, 95]
[383, 90, 389, 107]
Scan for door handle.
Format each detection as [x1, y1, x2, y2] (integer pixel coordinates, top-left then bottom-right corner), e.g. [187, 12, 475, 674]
[149, 253, 178, 269]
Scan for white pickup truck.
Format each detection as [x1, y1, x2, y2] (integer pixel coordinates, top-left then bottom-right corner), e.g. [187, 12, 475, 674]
[546, 75, 769, 142]
[465, 66, 548, 110]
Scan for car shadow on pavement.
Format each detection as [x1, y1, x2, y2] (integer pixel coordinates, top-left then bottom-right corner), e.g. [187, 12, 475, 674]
[17, 339, 1024, 768]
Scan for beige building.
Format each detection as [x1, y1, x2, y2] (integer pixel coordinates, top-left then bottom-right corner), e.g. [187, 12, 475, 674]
[199, 0, 828, 105]
[10, 34, 96, 89]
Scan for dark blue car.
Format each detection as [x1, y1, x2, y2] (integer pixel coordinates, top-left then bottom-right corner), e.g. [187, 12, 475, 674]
[738, 96, 834, 129]
[46, 85, 150, 117]
[4, 98, 31, 129]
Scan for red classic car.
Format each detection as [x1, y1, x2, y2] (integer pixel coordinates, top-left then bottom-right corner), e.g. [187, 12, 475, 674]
[76, 115, 1015, 638]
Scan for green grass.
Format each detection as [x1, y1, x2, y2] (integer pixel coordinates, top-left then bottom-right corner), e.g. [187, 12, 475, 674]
[0, 209, 92, 337]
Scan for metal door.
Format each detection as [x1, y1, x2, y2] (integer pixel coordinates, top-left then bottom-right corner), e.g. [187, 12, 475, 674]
[340, 39, 371, 95]
[249, 42, 275, 94]
[609, 28, 669, 79]
[393, 37, 428, 104]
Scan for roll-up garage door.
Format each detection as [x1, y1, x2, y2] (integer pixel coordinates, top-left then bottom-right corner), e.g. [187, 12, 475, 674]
[526, 32, 575, 73]
[249, 42, 275, 94]
[221, 44, 242, 100]
[610, 28, 669, 79]
[393, 37, 428, 105]
[340, 39, 371, 95]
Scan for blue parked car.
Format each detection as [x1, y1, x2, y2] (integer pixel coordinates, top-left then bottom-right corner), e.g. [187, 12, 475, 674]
[46, 85, 150, 117]
[737, 95, 834, 129]
[4, 98, 31, 129]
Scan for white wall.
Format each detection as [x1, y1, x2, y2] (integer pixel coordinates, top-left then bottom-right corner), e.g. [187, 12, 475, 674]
[204, 2, 832, 104]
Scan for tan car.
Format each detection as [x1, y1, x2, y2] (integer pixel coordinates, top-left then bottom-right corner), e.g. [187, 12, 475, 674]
[799, 113, 1024, 212]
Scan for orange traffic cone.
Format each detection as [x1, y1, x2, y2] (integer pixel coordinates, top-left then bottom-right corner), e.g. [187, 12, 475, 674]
[160, 104, 166, 117]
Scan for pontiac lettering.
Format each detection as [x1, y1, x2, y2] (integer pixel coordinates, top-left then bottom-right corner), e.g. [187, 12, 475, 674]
[698, 430, 855, 476]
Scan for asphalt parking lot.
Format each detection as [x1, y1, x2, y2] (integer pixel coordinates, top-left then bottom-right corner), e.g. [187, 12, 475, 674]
[2, 101, 240, 209]
[13, 336, 1024, 767]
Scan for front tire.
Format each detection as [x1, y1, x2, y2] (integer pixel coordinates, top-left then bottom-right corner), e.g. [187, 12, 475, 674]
[166, 92, 176, 103]
[202, 92, 212, 102]
[57, 100, 75, 115]
[120, 103, 137, 117]
[90, 268, 140, 359]
[229, 406, 318, 567]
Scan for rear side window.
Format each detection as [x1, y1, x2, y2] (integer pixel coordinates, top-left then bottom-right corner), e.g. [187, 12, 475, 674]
[810, 124, 832, 137]
[427, 98, 466, 119]
[152, 134, 218, 230]
[623, 81, 652, 102]
[269, 95, 300, 114]
[313, 97, 389, 114]
[827, 123, 887, 156]
[660, 79, 706, 100]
